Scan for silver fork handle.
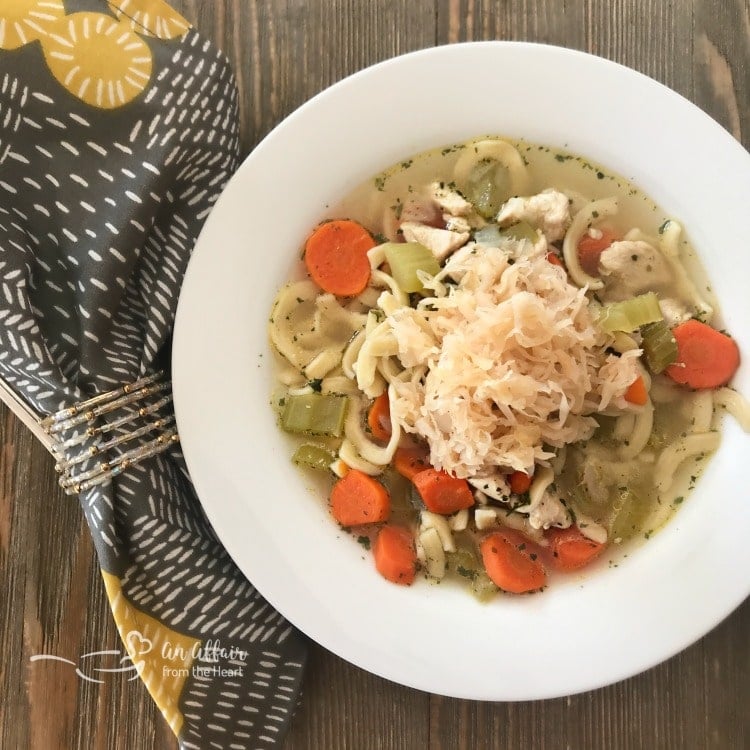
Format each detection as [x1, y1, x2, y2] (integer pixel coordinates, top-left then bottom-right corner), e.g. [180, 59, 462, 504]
[0, 372, 179, 495]
[0, 377, 54, 452]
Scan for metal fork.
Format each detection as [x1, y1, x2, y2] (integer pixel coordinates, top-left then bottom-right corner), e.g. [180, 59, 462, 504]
[0, 371, 179, 495]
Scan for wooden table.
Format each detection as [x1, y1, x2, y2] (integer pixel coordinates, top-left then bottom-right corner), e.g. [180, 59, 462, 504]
[2, 1, 748, 748]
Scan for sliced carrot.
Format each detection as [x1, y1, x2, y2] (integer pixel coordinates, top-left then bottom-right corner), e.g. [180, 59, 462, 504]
[546, 526, 605, 571]
[412, 468, 475, 515]
[303, 219, 376, 296]
[665, 319, 740, 389]
[577, 228, 617, 277]
[330, 469, 390, 527]
[367, 392, 391, 442]
[393, 445, 431, 480]
[547, 252, 564, 268]
[480, 529, 547, 594]
[509, 470, 532, 495]
[374, 525, 417, 585]
[623, 374, 648, 406]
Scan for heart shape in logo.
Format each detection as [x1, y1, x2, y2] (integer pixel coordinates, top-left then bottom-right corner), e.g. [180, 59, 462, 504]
[125, 630, 153, 658]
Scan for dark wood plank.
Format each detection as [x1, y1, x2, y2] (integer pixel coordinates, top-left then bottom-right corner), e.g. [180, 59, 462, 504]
[0, 404, 176, 750]
[284, 642, 430, 750]
[181, 0, 440, 151]
[429, 600, 750, 750]
[1, 1, 748, 749]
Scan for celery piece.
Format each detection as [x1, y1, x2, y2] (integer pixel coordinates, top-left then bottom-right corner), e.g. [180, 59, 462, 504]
[465, 161, 510, 218]
[446, 533, 498, 600]
[609, 487, 652, 541]
[475, 221, 538, 246]
[292, 443, 337, 471]
[473, 224, 504, 247]
[281, 393, 348, 437]
[641, 320, 678, 374]
[381, 469, 419, 525]
[383, 242, 441, 293]
[471, 571, 499, 601]
[499, 221, 538, 244]
[447, 548, 479, 577]
[597, 292, 663, 333]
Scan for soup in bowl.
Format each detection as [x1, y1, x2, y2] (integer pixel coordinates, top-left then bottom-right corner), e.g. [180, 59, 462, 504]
[173, 43, 750, 699]
[268, 135, 746, 597]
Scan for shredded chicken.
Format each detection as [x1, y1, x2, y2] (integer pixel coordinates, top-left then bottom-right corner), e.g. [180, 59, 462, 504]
[598, 240, 672, 300]
[523, 488, 571, 530]
[468, 475, 511, 502]
[659, 297, 692, 327]
[429, 181, 474, 216]
[496, 188, 571, 242]
[400, 221, 469, 261]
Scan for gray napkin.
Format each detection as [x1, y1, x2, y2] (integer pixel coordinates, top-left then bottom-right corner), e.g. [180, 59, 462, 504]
[0, 1, 306, 747]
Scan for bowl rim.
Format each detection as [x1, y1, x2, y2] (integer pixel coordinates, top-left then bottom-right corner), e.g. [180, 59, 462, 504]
[173, 40, 750, 701]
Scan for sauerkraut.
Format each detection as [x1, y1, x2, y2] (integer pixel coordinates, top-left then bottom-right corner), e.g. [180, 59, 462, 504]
[387, 240, 640, 477]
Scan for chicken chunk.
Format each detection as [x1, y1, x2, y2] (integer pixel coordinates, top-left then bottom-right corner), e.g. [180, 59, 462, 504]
[444, 215, 472, 234]
[496, 188, 571, 242]
[526, 490, 572, 530]
[400, 221, 469, 261]
[598, 240, 672, 300]
[659, 297, 692, 327]
[516, 475, 572, 531]
[577, 518, 608, 545]
[429, 181, 474, 216]
[468, 474, 511, 503]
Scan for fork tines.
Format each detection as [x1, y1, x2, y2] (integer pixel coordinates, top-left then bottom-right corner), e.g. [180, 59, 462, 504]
[41, 371, 180, 495]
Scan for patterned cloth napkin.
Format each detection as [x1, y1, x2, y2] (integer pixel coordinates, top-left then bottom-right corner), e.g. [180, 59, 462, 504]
[1, 1, 306, 747]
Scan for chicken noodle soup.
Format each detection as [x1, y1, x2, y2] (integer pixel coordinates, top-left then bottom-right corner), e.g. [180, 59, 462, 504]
[268, 137, 748, 596]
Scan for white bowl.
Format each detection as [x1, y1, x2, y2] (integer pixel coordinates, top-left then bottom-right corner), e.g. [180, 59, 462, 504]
[172, 42, 750, 700]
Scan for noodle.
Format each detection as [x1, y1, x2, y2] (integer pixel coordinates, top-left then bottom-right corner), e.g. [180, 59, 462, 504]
[654, 432, 720, 495]
[714, 387, 750, 432]
[562, 197, 618, 289]
[453, 138, 531, 197]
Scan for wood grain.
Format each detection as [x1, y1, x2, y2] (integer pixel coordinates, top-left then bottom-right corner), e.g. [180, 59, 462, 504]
[1, 1, 748, 748]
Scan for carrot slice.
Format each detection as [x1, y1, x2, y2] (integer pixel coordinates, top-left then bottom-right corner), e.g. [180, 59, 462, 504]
[374, 525, 417, 585]
[303, 219, 376, 296]
[367, 392, 391, 442]
[623, 375, 648, 405]
[393, 445, 431, 480]
[546, 526, 605, 571]
[480, 530, 547, 594]
[509, 470, 532, 494]
[547, 252, 564, 268]
[330, 469, 390, 527]
[577, 228, 617, 277]
[411, 468, 475, 515]
[665, 319, 740, 389]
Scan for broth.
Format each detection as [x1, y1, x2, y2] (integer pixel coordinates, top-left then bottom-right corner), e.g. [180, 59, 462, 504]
[268, 136, 739, 597]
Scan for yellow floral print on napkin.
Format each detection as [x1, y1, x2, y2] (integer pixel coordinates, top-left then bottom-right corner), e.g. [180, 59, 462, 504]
[102, 572, 200, 737]
[42, 13, 154, 108]
[0, 0, 65, 49]
[108, 0, 191, 39]
[0, 0, 191, 109]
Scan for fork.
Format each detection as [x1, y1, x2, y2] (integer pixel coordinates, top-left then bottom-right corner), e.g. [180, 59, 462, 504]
[0, 371, 179, 495]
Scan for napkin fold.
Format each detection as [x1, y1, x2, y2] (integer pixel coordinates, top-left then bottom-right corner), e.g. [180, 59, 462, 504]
[1, 1, 306, 746]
